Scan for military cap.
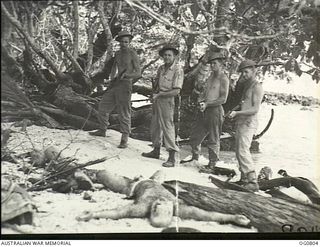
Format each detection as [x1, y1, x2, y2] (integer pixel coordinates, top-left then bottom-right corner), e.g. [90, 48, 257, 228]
[207, 52, 225, 63]
[115, 30, 134, 42]
[159, 44, 179, 57]
[238, 59, 257, 72]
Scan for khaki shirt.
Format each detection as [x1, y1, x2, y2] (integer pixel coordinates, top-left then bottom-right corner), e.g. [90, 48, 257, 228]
[155, 62, 184, 92]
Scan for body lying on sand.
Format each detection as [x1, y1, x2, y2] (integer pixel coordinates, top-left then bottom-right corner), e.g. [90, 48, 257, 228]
[76, 170, 250, 228]
[76, 168, 319, 230]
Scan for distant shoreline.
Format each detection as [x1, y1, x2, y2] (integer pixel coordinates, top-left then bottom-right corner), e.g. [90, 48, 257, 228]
[263, 91, 320, 106]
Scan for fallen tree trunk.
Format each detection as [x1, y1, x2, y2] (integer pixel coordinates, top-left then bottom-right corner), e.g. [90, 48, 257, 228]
[132, 84, 152, 97]
[163, 180, 320, 232]
[39, 106, 100, 131]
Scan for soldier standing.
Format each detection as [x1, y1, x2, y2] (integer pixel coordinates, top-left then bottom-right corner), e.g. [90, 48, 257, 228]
[142, 44, 184, 167]
[90, 31, 141, 149]
[228, 60, 264, 192]
[184, 53, 229, 170]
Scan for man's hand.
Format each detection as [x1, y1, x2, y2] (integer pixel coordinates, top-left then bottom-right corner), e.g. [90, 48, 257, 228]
[199, 102, 207, 112]
[228, 111, 238, 118]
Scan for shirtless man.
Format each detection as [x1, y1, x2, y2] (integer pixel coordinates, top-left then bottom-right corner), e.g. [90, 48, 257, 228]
[76, 169, 250, 228]
[90, 31, 141, 149]
[185, 53, 229, 169]
[228, 60, 264, 192]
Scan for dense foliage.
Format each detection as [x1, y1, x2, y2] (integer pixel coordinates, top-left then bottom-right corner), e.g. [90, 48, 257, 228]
[2, 0, 319, 88]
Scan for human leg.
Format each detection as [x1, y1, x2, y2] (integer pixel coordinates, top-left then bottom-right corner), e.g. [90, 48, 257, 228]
[96, 170, 133, 196]
[142, 103, 162, 159]
[116, 83, 132, 148]
[77, 203, 149, 221]
[189, 112, 208, 160]
[157, 98, 179, 152]
[235, 119, 259, 191]
[155, 98, 179, 167]
[206, 106, 224, 167]
[177, 204, 250, 226]
[90, 90, 116, 136]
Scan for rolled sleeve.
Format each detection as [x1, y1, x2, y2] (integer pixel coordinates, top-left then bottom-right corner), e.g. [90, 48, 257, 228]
[172, 67, 184, 89]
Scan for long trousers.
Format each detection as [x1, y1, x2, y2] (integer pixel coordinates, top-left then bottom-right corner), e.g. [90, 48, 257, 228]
[150, 97, 179, 152]
[97, 80, 132, 134]
[235, 116, 258, 181]
[189, 105, 224, 161]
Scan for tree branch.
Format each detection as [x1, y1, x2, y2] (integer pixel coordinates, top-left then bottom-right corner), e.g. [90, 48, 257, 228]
[72, 0, 79, 59]
[97, 1, 113, 63]
[1, 2, 64, 79]
[54, 39, 93, 88]
[125, 0, 281, 41]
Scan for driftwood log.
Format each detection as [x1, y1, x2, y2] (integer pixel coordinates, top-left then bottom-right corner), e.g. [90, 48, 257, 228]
[163, 180, 320, 233]
[259, 177, 320, 205]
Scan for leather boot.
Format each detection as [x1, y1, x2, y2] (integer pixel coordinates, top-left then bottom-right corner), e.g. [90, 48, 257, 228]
[142, 147, 160, 159]
[207, 149, 219, 168]
[180, 152, 199, 164]
[192, 153, 199, 161]
[89, 129, 106, 137]
[118, 133, 129, 149]
[162, 150, 176, 167]
[234, 172, 248, 185]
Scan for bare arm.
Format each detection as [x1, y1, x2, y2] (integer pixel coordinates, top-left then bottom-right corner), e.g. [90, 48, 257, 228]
[236, 83, 264, 116]
[110, 55, 118, 80]
[77, 203, 149, 221]
[205, 76, 230, 107]
[178, 204, 250, 226]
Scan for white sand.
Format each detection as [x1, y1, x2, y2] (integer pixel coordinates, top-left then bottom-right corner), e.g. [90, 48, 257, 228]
[1, 124, 256, 234]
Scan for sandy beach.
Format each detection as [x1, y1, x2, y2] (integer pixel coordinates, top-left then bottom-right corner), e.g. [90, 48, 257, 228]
[1, 124, 256, 234]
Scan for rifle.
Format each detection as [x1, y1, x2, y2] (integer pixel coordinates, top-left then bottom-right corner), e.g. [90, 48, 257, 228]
[90, 69, 127, 97]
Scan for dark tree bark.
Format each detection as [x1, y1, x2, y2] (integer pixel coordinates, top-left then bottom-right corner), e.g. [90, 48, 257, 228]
[163, 180, 320, 233]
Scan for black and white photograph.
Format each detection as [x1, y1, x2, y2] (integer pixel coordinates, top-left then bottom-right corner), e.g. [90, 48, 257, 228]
[1, 0, 320, 240]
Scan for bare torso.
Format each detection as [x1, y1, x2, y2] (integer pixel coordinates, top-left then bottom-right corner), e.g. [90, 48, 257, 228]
[133, 180, 175, 204]
[241, 83, 256, 110]
[239, 80, 261, 120]
[114, 48, 138, 76]
[203, 73, 226, 103]
[77, 171, 251, 227]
